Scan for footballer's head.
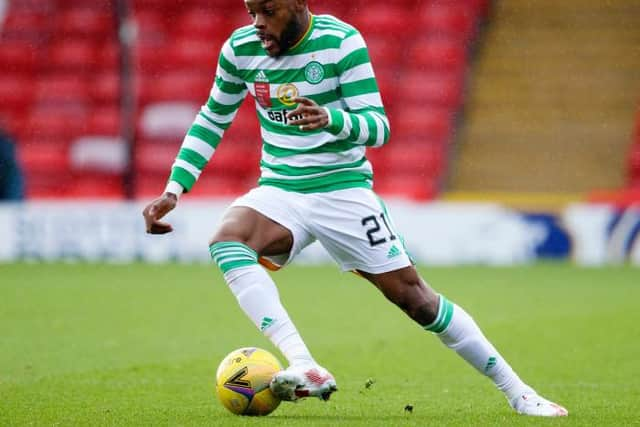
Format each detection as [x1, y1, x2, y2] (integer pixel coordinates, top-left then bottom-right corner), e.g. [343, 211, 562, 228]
[245, 0, 310, 57]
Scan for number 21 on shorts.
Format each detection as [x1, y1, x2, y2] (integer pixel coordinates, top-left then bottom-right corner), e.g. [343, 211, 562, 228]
[361, 213, 396, 247]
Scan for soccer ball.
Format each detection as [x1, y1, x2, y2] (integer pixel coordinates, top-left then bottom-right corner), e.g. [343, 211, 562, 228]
[215, 347, 283, 416]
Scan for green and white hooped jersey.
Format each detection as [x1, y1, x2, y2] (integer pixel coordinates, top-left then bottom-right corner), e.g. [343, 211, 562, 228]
[168, 14, 390, 194]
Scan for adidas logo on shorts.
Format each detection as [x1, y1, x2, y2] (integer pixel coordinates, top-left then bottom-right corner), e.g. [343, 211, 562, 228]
[387, 245, 401, 259]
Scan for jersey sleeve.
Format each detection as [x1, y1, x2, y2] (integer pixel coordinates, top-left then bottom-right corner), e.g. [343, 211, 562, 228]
[167, 39, 248, 193]
[323, 31, 390, 148]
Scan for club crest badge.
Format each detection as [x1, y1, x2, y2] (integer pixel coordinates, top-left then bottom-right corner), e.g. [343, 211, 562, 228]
[304, 61, 324, 84]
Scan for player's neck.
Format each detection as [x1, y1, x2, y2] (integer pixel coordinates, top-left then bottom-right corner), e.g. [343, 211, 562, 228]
[290, 12, 313, 51]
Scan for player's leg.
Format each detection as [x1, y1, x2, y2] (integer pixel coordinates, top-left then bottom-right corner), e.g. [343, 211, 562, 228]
[358, 266, 568, 417]
[310, 188, 566, 416]
[210, 189, 336, 401]
[210, 206, 315, 366]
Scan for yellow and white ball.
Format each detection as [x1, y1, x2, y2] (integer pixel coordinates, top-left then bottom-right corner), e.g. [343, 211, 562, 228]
[215, 347, 283, 416]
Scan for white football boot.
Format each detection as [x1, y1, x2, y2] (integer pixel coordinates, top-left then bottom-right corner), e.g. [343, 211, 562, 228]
[510, 390, 568, 417]
[270, 363, 337, 401]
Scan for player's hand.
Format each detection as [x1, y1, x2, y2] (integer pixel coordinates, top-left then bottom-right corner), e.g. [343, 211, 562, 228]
[287, 97, 329, 131]
[142, 192, 177, 234]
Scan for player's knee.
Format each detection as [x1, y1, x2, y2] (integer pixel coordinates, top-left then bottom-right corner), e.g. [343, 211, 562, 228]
[208, 234, 248, 248]
[384, 275, 439, 326]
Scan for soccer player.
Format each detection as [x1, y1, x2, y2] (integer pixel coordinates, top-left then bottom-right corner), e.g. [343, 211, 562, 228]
[142, 0, 568, 417]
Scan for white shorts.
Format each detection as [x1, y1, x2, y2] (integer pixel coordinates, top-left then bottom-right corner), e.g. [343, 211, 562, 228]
[228, 186, 413, 274]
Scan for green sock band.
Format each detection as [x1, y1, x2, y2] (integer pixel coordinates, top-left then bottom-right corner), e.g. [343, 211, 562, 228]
[209, 242, 258, 274]
[423, 295, 454, 334]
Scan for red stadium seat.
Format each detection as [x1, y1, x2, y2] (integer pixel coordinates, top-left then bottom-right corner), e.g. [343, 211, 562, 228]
[132, 0, 180, 11]
[134, 40, 167, 73]
[0, 41, 40, 73]
[628, 177, 640, 189]
[183, 174, 254, 198]
[48, 40, 99, 72]
[352, 5, 411, 36]
[25, 107, 89, 141]
[365, 147, 386, 173]
[99, 41, 120, 71]
[228, 12, 254, 32]
[58, 0, 116, 8]
[132, 10, 168, 44]
[634, 109, 640, 145]
[374, 67, 398, 106]
[134, 173, 251, 199]
[54, 8, 114, 39]
[208, 143, 261, 175]
[17, 139, 70, 174]
[91, 72, 120, 104]
[398, 71, 464, 108]
[0, 75, 35, 110]
[464, 0, 491, 19]
[366, 35, 406, 69]
[138, 71, 212, 105]
[66, 174, 125, 199]
[407, 37, 467, 75]
[373, 175, 437, 201]
[165, 37, 222, 72]
[34, 74, 90, 108]
[8, 0, 55, 14]
[223, 102, 261, 145]
[434, 0, 491, 20]
[420, 3, 477, 41]
[629, 143, 640, 183]
[0, 110, 27, 138]
[311, 0, 349, 18]
[173, 9, 230, 40]
[134, 174, 171, 199]
[137, 101, 198, 141]
[134, 140, 179, 173]
[135, 140, 259, 192]
[0, 11, 50, 41]
[86, 107, 122, 136]
[23, 174, 73, 198]
[393, 106, 453, 145]
[382, 141, 445, 177]
[70, 136, 127, 173]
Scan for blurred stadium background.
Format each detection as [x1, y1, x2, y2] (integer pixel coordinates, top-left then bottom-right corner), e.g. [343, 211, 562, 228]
[0, 0, 639, 262]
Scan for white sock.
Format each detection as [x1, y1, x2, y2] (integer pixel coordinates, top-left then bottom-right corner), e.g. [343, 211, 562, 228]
[210, 242, 315, 367]
[222, 265, 315, 366]
[425, 295, 530, 401]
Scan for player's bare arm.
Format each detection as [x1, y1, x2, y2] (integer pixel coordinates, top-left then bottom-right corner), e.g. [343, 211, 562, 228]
[142, 192, 177, 234]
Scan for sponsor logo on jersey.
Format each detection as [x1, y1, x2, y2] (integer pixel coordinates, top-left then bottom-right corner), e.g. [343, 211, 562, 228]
[304, 61, 324, 84]
[276, 83, 299, 106]
[254, 70, 272, 108]
[267, 109, 303, 125]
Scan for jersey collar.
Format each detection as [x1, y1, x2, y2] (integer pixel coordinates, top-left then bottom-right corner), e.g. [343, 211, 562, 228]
[287, 13, 314, 55]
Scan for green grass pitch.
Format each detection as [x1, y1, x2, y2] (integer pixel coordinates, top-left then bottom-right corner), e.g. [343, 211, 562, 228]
[1, 263, 638, 426]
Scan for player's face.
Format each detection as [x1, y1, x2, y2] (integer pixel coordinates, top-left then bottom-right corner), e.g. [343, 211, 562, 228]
[245, 0, 306, 57]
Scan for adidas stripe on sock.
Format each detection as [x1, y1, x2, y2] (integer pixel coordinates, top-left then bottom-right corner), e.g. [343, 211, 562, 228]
[423, 294, 454, 333]
[209, 241, 258, 274]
